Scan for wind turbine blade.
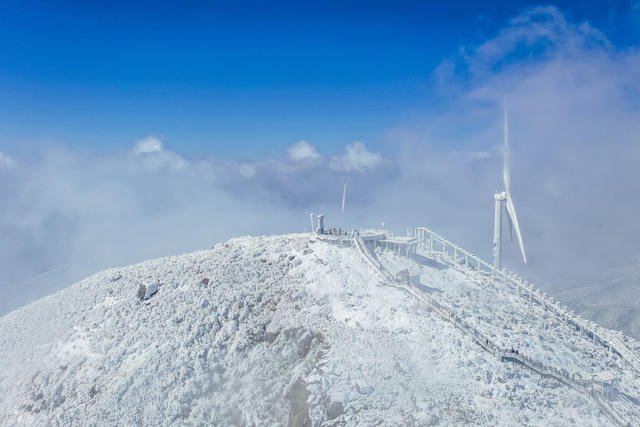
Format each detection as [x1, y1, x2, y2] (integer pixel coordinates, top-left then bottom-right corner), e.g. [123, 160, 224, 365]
[503, 99, 511, 195]
[505, 196, 527, 263]
[505, 206, 513, 242]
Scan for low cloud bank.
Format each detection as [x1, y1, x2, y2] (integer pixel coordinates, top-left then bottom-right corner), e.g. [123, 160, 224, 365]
[0, 138, 386, 314]
[2, 6, 640, 313]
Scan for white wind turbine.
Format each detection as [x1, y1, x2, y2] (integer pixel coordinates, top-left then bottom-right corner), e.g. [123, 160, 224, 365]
[493, 101, 527, 269]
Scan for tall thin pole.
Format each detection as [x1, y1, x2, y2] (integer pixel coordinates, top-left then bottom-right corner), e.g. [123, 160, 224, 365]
[341, 179, 347, 213]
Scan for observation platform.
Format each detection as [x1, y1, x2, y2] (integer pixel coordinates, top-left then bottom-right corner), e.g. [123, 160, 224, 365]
[314, 228, 387, 244]
[378, 236, 420, 256]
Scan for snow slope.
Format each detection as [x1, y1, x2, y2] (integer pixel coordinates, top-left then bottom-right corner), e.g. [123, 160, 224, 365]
[0, 234, 630, 425]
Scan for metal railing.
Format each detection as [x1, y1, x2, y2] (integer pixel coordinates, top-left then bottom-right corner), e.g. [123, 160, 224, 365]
[351, 231, 633, 426]
[414, 226, 640, 376]
[352, 234, 394, 282]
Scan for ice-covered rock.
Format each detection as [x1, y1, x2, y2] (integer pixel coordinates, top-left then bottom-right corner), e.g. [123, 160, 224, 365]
[137, 283, 158, 300]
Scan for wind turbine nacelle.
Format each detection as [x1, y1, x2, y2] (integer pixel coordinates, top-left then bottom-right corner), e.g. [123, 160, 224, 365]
[494, 191, 507, 201]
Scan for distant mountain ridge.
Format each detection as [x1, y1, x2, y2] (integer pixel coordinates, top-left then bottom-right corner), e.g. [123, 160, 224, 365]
[558, 256, 640, 340]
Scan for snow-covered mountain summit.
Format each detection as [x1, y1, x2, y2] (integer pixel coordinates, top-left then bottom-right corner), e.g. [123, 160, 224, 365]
[1, 233, 639, 425]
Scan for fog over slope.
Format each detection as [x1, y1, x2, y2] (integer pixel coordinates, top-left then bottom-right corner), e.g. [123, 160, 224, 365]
[1, 6, 640, 330]
[1, 235, 626, 426]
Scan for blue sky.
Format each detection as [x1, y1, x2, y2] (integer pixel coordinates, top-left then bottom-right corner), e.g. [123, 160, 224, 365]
[2, 0, 638, 159]
[2, 1, 640, 313]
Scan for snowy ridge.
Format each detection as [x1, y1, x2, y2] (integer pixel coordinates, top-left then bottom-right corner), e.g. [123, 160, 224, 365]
[0, 233, 636, 425]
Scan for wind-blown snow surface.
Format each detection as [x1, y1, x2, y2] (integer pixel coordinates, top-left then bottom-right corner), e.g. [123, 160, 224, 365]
[0, 234, 621, 425]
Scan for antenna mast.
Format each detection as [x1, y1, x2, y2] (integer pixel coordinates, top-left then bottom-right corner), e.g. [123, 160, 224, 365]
[341, 180, 347, 213]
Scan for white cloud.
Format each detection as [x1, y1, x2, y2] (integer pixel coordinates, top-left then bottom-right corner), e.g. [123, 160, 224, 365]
[0, 152, 16, 169]
[286, 140, 321, 162]
[130, 135, 189, 171]
[132, 135, 164, 155]
[330, 142, 382, 173]
[465, 7, 610, 79]
[237, 163, 257, 179]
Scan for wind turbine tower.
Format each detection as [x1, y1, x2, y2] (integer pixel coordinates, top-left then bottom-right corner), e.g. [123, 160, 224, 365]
[493, 101, 527, 269]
